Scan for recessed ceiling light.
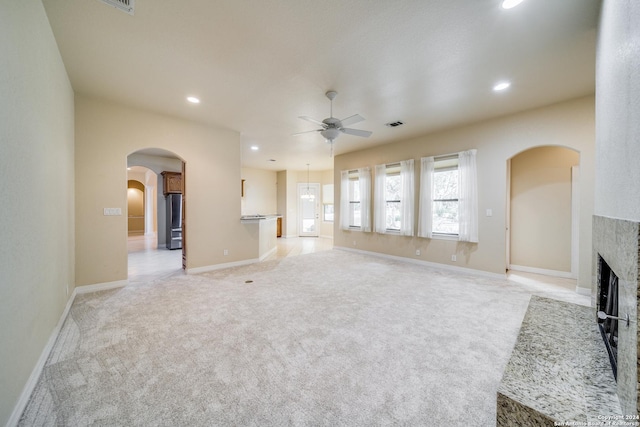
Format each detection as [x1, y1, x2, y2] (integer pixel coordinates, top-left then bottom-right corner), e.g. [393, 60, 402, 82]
[186, 96, 200, 104]
[501, 0, 525, 10]
[250, 146, 259, 151]
[493, 81, 511, 92]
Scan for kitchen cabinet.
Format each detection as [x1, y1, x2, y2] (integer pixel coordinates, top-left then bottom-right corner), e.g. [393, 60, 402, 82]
[161, 171, 182, 196]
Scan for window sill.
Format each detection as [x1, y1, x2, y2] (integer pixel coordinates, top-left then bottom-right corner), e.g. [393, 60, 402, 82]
[431, 233, 459, 241]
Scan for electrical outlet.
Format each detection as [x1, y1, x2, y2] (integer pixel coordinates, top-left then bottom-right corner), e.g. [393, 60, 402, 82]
[451, 254, 457, 262]
[223, 249, 229, 256]
[353, 241, 357, 246]
[415, 249, 421, 256]
[486, 209, 493, 217]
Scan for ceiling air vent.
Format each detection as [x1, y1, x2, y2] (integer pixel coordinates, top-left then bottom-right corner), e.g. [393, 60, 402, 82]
[385, 121, 404, 128]
[97, 0, 134, 15]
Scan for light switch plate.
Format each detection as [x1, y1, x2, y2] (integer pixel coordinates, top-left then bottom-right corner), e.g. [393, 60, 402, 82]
[103, 208, 122, 216]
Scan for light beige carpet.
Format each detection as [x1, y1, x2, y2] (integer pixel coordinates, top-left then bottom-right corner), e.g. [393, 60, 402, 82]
[19, 250, 586, 426]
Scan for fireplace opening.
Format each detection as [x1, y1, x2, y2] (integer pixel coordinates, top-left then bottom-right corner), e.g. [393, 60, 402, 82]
[597, 254, 619, 381]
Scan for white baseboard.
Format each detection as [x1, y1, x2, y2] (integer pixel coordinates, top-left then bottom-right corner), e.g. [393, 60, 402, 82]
[336, 247, 506, 280]
[6, 285, 78, 427]
[259, 247, 277, 261]
[187, 258, 259, 274]
[509, 264, 575, 279]
[319, 234, 334, 240]
[6, 278, 129, 426]
[75, 279, 128, 294]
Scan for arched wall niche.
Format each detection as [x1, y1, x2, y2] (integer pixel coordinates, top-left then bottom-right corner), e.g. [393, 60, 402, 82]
[507, 145, 580, 278]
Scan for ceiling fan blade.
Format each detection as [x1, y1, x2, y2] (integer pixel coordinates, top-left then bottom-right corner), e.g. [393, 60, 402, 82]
[298, 116, 326, 127]
[292, 129, 323, 136]
[341, 128, 372, 138]
[340, 114, 365, 127]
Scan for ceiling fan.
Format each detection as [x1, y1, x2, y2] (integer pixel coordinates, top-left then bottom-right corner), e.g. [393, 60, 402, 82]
[294, 91, 372, 155]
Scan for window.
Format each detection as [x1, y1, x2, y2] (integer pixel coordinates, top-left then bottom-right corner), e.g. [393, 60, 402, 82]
[374, 160, 414, 235]
[322, 184, 334, 222]
[323, 204, 334, 222]
[340, 168, 371, 231]
[348, 175, 361, 227]
[383, 165, 402, 230]
[418, 150, 478, 242]
[432, 157, 459, 235]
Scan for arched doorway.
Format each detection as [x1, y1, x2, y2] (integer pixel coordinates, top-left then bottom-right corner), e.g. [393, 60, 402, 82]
[507, 146, 579, 279]
[127, 179, 145, 236]
[127, 148, 185, 282]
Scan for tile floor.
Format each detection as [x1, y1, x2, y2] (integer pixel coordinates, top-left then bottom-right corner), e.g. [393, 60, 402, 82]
[127, 235, 334, 283]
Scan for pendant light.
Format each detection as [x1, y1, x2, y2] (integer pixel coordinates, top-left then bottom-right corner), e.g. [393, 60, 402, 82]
[301, 164, 315, 200]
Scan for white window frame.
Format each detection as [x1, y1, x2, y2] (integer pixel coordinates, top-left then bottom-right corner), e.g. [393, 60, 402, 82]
[418, 150, 478, 242]
[432, 156, 460, 237]
[374, 160, 414, 236]
[340, 168, 371, 232]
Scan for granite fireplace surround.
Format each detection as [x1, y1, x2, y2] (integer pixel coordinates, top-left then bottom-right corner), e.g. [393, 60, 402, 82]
[593, 215, 640, 415]
[497, 215, 639, 424]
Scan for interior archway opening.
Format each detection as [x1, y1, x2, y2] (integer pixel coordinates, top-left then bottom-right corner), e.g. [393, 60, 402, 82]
[506, 145, 580, 287]
[127, 148, 185, 283]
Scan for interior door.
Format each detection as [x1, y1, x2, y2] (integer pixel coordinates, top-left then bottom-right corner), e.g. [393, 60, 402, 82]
[298, 183, 320, 237]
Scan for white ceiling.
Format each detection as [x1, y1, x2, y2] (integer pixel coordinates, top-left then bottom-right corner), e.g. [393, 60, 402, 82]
[42, 0, 600, 171]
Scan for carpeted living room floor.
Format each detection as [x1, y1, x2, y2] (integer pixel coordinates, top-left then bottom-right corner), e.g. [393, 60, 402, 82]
[19, 249, 589, 426]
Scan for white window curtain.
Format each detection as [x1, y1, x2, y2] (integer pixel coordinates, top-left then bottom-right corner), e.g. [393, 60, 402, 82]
[458, 149, 478, 243]
[417, 156, 434, 238]
[399, 159, 414, 236]
[358, 167, 371, 232]
[340, 170, 350, 230]
[374, 164, 387, 233]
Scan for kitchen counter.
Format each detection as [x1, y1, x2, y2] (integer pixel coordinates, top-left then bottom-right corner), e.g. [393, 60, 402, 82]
[240, 214, 281, 223]
[240, 214, 280, 260]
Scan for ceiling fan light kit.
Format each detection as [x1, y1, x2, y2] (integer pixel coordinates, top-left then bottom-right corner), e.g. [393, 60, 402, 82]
[295, 91, 372, 156]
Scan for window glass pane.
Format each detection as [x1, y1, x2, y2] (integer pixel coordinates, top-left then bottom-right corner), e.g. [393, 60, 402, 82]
[433, 169, 458, 200]
[433, 200, 459, 234]
[385, 174, 401, 201]
[350, 203, 361, 227]
[302, 219, 315, 233]
[349, 180, 360, 202]
[324, 204, 334, 222]
[386, 201, 401, 230]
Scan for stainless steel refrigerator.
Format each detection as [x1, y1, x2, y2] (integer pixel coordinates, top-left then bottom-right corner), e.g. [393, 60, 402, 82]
[166, 193, 183, 250]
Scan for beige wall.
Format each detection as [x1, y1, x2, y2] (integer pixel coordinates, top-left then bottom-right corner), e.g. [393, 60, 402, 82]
[0, 2, 75, 424]
[510, 146, 579, 273]
[75, 94, 256, 285]
[321, 169, 335, 238]
[241, 168, 277, 215]
[334, 96, 595, 289]
[595, 1, 640, 221]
